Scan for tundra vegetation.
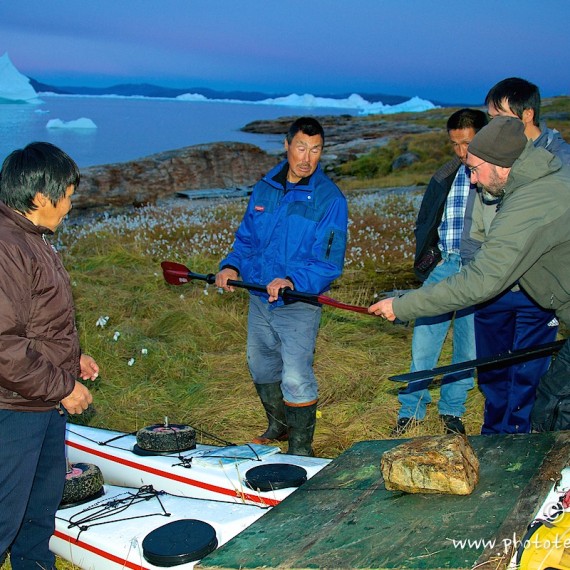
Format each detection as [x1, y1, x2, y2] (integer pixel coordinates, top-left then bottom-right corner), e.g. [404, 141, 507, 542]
[61, 98, 568, 454]
[2, 96, 569, 570]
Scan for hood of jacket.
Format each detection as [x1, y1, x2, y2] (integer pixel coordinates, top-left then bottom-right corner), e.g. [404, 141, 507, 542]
[503, 141, 563, 199]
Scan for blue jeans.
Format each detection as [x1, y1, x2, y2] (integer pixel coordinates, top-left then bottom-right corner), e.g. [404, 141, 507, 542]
[398, 253, 475, 420]
[247, 295, 321, 404]
[476, 288, 558, 434]
[0, 408, 66, 570]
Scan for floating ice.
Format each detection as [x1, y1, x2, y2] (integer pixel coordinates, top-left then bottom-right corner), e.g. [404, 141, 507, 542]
[0, 53, 41, 103]
[176, 90, 437, 115]
[46, 117, 97, 130]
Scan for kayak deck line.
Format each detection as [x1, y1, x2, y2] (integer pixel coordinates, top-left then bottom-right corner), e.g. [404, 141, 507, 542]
[65, 424, 331, 508]
[51, 484, 267, 570]
[52, 528, 151, 570]
[65, 437, 280, 507]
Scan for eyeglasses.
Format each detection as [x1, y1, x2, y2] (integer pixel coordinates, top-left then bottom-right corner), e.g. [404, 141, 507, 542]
[467, 160, 486, 175]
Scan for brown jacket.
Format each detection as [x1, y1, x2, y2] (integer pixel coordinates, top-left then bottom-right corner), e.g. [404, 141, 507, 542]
[0, 201, 79, 411]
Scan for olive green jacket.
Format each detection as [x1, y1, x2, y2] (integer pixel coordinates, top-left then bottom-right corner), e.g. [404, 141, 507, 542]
[394, 142, 570, 328]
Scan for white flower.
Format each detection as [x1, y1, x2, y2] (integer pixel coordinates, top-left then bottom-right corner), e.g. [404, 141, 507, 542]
[127, 358, 135, 366]
[113, 331, 120, 341]
[96, 316, 109, 328]
[141, 348, 148, 355]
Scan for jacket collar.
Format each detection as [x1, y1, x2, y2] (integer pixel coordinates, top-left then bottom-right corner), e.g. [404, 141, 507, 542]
[0, 200, 54, 236]
[267, 159, 321, 191]
[504, 141, 563, 199]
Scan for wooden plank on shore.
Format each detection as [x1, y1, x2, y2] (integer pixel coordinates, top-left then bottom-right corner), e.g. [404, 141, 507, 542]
[197, 432, 569, 570]
[176, 187, 252, 200]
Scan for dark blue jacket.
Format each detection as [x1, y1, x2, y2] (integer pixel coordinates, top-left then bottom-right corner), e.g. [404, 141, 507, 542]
[413, 157, 462, 281]
[220, 160, 348, 306]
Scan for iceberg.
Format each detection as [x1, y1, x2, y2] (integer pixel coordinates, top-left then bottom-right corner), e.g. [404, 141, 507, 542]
[46, 118, 97, 130]
[0, 53, 41, 103]
[177, 90, 437, 115]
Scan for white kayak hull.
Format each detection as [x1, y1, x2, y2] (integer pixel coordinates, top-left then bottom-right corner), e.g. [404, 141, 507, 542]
[66, 424, 330, 507]
[51, 484, 266, 570]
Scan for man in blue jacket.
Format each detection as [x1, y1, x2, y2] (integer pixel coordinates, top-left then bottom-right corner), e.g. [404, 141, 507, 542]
[216, 117, 348, 456]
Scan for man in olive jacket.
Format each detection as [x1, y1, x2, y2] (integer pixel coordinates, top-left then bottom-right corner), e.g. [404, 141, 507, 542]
[369, 116, 570, 432]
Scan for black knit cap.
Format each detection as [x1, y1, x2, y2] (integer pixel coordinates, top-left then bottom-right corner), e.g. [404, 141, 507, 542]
[468, 116, 527, 167]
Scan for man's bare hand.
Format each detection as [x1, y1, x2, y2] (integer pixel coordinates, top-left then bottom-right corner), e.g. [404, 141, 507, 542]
[267, 278, 294, 303]
[215, 268, 239, 292]
[368, 297, 396, 321]
[61, 381, 93, 415]
[80, 354, 99, 381]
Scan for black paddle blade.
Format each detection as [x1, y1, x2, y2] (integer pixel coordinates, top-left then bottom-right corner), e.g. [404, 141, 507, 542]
[161, 261, 193, 286]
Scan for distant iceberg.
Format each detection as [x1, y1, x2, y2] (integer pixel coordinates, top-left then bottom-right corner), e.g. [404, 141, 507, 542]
[0, 53, 41, 103]
[46, 117, 97, 130]
[177, 91, 437, 115]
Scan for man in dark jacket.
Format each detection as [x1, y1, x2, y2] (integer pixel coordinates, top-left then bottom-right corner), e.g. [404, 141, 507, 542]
[216, 117, 348, 456]
[0, 142, 99, 570]
[393, 109, 487, 437]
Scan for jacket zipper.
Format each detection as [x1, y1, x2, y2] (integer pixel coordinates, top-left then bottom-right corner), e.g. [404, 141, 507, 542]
[325, 231, 335, 259]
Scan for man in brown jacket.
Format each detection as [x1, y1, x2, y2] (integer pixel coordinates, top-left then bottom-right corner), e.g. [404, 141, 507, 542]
[0, 142, 99, 570]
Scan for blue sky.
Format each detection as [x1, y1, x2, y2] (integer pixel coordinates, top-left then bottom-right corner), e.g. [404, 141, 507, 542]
[1, 0, 568, 105]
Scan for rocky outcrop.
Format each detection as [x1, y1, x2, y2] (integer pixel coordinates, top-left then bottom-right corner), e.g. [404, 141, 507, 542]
[72, 111, 447, 211]
[242, 113, 444, 173]
[74, 142, 279, 210]
[381, 434, 480, 495]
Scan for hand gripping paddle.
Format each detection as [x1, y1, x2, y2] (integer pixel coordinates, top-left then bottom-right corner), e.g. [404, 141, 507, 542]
[161, 260, 375, 315]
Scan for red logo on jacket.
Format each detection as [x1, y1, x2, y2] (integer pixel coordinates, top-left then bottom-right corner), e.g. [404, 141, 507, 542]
[254, 205, 265, 212]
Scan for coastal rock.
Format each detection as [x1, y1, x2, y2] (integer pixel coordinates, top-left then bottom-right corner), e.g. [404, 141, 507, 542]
[72, 111, 445, 211]
[381, 434, 479, 495]
[242, 114, 441, 174]
[392, 151, 420, 171]
[74, 142, 279, 210]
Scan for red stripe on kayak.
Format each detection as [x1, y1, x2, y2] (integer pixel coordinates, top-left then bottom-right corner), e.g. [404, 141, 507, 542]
[65, 438, 279, 507]
[53, 528, 151, 570]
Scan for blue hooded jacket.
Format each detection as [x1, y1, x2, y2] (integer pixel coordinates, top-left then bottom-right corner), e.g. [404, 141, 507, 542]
[220, 159, 348, 306]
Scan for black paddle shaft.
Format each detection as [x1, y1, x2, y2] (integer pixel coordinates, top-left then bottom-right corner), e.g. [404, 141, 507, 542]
[188, 271, 319, 304]
[392, 339, 566, 394]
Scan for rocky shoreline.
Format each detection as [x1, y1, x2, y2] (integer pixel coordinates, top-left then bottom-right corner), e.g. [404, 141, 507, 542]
[74, 112, 446, 212]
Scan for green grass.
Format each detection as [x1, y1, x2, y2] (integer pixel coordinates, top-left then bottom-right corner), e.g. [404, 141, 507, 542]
[5, 98, 569, 569]
[54, 190, 484, 454]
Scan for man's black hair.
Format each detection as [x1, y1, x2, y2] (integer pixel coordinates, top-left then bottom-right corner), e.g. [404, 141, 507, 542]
[286, 117, 325, 145]
[446, 108, 488, 133]
[485, 77, 541, 126]
[0, 142, 80, 214]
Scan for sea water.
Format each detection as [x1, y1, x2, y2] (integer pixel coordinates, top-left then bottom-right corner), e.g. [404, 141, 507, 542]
[0, 95, 356, 167]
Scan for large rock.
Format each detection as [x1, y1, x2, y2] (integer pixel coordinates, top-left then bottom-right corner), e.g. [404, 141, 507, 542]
[381, 434, 479, 495]
[74, 142, 279, 210]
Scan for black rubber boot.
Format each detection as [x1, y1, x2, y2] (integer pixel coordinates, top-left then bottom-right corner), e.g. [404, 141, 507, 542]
[285, 402, 317, 456]
[252, 382, 288, 444]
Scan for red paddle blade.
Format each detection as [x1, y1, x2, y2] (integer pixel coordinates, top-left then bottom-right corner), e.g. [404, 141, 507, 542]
[161, 261, 192, 286]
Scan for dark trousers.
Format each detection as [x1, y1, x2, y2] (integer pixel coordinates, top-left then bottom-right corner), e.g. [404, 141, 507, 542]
[0, 408, 67, 570]
[475, 289, 558, 434]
